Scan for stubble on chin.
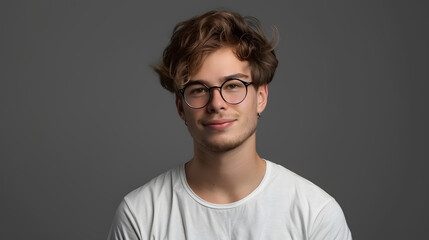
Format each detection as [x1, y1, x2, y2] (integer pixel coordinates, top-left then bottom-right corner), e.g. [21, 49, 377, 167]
[194, 120, 258, 153]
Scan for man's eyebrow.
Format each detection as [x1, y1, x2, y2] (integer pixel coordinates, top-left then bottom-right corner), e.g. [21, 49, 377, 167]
[223, 73, 249, 80]
[188, 73, 249, 83]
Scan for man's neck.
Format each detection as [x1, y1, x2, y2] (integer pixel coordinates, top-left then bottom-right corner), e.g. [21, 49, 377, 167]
[185, 134, 266, 204]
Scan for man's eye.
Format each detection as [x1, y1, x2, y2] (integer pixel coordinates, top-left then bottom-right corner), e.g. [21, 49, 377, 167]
[226, 84, 239, 88]
[224, 83, 243, 90]
[189, 88, 207, 95]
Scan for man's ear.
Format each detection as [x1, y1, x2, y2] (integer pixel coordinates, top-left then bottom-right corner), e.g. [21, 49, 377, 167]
[256, 84, 268, 114]
[175, 94, 186, 121]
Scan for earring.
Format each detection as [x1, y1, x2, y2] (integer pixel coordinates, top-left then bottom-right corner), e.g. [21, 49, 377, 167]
[257, 113, 261, 119]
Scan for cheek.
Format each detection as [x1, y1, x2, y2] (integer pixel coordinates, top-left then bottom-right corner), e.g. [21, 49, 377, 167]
[183, 108, 202, 125]
[241, 92, 258, 111]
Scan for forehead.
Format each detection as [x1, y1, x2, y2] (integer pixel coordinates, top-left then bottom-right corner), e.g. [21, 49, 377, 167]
[190, 47, 251, 84]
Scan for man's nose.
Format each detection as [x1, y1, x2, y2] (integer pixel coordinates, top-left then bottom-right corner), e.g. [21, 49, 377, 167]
[206, 87, 226, 111]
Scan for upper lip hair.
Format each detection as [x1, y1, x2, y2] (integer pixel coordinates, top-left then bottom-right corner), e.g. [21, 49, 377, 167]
[202, 119, 235, 125]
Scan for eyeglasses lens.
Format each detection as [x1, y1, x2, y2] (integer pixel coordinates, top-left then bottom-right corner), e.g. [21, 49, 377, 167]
[184, 79, 248, 108]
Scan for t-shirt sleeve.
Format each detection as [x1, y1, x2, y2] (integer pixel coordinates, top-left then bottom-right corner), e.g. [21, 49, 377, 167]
[309, 199, 352, 240]
[107, 199, 141, 240]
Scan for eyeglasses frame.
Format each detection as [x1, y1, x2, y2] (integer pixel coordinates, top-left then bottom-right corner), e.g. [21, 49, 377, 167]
[178, 78, 253, 109]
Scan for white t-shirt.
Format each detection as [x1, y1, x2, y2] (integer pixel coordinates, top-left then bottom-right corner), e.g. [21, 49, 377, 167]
[108, 160, 352, 240]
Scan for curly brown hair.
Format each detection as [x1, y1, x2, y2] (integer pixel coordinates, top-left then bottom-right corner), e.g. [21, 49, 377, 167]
[153, 10, 278, 93]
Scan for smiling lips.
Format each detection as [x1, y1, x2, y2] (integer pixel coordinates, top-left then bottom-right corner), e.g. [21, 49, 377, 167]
[203, 119, 236, 131]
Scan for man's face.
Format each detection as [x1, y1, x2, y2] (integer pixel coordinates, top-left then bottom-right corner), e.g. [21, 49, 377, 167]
[176, 47, 268, 152]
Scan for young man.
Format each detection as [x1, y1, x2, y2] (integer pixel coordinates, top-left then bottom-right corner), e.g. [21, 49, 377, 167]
[108, 10, 352, 239]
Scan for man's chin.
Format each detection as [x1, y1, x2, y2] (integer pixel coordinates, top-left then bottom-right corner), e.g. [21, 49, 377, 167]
[202, 141, 241, 152]
[192, 123, 257, 153]
[198, 134, 251, 152]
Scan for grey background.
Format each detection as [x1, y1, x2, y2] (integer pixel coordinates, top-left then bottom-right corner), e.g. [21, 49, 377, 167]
[1, 0, 427, 239]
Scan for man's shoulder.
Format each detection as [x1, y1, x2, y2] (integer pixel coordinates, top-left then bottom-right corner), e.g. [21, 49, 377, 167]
[123, 165, 183, 207]
[267, 160, 334, 204]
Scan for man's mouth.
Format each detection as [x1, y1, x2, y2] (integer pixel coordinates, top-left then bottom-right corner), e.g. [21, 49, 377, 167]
[202, 119, 236, 130]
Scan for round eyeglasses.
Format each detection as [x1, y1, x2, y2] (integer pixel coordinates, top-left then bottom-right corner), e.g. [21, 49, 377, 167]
[178, 78, 253, 109]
